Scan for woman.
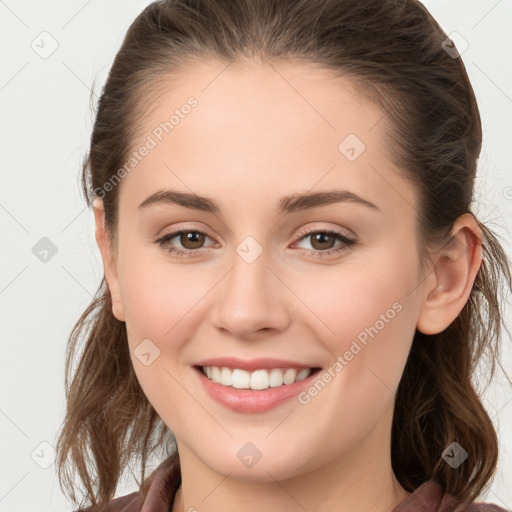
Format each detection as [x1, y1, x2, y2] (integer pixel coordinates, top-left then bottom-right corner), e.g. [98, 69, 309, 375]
[56, 0, 512, 511]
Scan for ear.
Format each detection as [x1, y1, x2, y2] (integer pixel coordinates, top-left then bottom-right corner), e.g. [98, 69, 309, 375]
[93, 198, 125, 322]
[416, 213, 483, 335]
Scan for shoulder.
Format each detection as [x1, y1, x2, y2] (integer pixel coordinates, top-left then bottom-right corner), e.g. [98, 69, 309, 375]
[394, 480, 510, 512]
[70, 453, 181, 512]
[72, 490, 143, 512]
[454, 503, 510, 512]
[442, 485, 510, 512]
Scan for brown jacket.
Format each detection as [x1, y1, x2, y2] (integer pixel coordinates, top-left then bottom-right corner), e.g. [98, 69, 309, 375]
[74, 455, 510, 512]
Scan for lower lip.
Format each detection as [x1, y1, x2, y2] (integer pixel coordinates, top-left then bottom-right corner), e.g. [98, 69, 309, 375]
[193, 366, 321, 413]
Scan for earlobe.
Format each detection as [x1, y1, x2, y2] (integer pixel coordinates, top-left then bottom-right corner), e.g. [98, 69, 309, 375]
[93, 198, 125, 322]
[416, 213, 483, 335]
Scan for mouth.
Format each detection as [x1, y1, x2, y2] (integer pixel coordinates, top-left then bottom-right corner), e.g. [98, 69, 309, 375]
[194, 365, 322, 391]
[192, 364, 323, 413]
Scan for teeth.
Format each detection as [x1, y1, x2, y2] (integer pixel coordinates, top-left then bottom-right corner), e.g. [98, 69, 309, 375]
[296, 368, 311, 381]
[269, 368, 284, 387]
[283, 368, 296, 385]
[220, 367, 231, 386]
[232, 369, 249, 389]
[249, 369, 268, 390]
[201, 366, 313, 390]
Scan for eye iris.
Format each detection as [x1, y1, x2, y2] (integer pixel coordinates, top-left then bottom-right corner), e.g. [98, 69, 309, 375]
[311, 232, 335, 250]
[181, 231, 205, 249]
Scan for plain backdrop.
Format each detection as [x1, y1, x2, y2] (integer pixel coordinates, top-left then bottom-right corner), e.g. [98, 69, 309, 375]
[1, 1, 511, 510]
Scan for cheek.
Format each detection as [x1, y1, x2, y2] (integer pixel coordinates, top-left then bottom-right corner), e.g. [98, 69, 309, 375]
[116, 250, 200, 413]
[298, 255, 414, 339]
[117, 241, 192, 325]
[117, 248, 219, 361]
[295, 248, 418, 386]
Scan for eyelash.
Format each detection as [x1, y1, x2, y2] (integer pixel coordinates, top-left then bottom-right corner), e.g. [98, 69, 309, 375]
[155, 225, 357, 259]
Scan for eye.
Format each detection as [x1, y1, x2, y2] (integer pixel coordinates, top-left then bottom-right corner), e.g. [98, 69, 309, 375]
[155, 226, 357, 258]
[155, 229, 215, 257]
[292, 226, 357, 258]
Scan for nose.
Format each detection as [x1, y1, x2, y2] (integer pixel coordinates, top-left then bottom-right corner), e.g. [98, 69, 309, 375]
[210, 243, 291, 339]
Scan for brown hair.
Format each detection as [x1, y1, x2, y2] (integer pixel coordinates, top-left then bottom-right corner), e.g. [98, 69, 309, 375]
[56, 0, 512, 508]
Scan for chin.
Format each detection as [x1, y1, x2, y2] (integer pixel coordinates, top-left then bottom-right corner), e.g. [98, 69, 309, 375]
[197, 442, 317, 482]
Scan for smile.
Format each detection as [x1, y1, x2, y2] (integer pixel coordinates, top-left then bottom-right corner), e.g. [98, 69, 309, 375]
[200, 365, 316, 390]
[193, 364, 322, 413]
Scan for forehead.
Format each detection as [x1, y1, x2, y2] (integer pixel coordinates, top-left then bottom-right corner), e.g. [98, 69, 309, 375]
[118, 59, 417, 221]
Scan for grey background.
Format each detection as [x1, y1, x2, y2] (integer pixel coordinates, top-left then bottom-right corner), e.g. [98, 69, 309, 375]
[1, 0, 511, 510]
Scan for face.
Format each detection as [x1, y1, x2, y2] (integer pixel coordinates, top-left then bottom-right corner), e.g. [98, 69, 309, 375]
[97, 59, 433, 481]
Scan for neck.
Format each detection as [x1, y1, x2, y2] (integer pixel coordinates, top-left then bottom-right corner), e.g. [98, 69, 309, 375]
[172, 467, 408, 512]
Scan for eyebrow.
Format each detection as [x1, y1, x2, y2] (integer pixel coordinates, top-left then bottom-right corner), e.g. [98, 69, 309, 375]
[138, 188, 380, 214]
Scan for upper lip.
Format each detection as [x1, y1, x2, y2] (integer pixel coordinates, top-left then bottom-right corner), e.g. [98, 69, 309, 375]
[194, 357, 320, 372]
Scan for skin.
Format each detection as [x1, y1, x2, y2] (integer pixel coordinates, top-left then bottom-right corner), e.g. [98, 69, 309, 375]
[93, 58, 483, 512]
